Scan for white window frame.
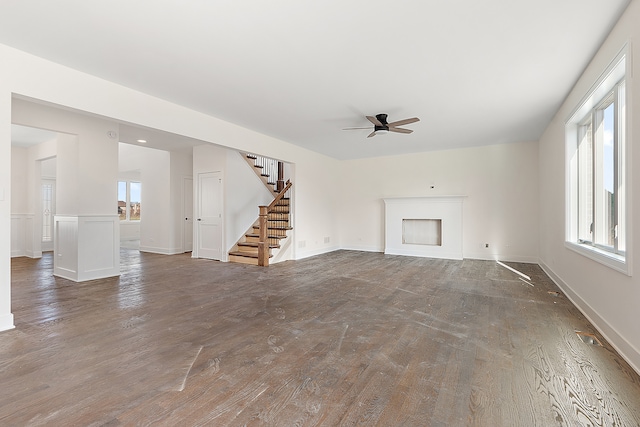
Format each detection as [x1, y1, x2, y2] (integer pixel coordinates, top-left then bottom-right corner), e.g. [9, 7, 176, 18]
[118, 180, 142, 222]
[565, 45, 631, 276]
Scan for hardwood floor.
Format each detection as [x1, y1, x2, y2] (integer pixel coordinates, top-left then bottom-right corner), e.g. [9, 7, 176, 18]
[3, 250, 640, 426]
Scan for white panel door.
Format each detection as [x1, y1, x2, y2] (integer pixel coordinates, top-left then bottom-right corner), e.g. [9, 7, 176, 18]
[183, 177, 194, 252]
[197, 172, 222, 260]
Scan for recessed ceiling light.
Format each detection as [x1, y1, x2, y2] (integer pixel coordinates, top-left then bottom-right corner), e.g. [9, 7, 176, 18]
[137, 139, 147, 143]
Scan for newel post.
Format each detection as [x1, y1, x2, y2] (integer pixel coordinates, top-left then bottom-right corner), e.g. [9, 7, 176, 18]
[258, 206, 269, 266]
[276, 161, 285, 193]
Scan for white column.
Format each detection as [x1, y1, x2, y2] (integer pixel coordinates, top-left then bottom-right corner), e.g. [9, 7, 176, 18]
[0, 89, 15, 331]
[54, 215, 120, 282]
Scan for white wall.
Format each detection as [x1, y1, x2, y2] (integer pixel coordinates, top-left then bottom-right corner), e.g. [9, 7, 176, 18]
[340, 141, 539, 262]
[1, 86, 12, 331]
[119, 143, 175, 254]
[538, 1, 640, 372]
[12, 99, 118, 215]
[54, 133, 79, 216]
[169, 149, 193, 253]
[10, 147, 28, 257]
[11, 137, 58, 258]
[41, 157, 56, 179]
[138, 149, 170, 253]
[11, 146, 28, 213]
[26, 137, 57, 233]
[11, 99, 120, 282]
[290, 150, 342, 259]
[118, 144, 193, 253]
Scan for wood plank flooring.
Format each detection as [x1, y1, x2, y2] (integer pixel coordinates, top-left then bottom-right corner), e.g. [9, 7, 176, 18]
[2, 250, 640, 426]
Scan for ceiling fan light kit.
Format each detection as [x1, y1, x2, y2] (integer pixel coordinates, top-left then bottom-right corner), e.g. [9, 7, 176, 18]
[344, 113, 420, 138]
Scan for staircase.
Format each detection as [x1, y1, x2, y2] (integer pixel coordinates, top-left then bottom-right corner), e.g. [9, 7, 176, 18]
[228, 154, 292, 266]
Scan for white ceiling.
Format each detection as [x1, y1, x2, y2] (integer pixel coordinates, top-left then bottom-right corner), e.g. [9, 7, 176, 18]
[11, 124, 57, 148]
[117, 123, 207, 153]
[0, 0, 631, 160]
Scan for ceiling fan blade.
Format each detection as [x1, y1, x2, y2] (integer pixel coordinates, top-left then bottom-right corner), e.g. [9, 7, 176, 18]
[343, 127, 373, 130]
[366, 116, 383, 126]
[389, 127, 413, 134]
[367, 131, 377, 138]
[388, 117, 420, 127]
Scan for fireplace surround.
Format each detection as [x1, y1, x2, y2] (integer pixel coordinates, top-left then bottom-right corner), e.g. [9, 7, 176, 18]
[384, 196, 465, 260]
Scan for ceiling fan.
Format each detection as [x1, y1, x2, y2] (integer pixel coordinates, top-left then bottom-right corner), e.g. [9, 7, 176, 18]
[344, 113, 420, 138]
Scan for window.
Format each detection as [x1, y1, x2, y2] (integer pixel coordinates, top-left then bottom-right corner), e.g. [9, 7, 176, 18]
[118, 180, 141, 221]
[566, 47, 629, 274]
[42, 182, 53, 242]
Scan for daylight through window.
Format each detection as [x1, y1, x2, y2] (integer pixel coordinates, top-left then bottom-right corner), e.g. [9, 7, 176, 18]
[566, 48, 628, 274]
[118, 181, 141, 221]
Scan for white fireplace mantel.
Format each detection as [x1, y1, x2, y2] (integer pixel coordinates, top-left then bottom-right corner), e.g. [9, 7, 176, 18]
[383, 196, 466, 260]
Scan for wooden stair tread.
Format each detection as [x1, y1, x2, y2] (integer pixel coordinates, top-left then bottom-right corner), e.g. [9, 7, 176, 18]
[246, 233, 286, 239]
[229, 251, 273, 259]
[252, 228, 293, 233]
[238, 242, 280, 249]
[230, 159, 292, 266]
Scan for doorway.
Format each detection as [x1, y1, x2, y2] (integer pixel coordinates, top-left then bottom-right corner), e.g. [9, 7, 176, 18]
[196, 171, 223, 260]
[40, 177, 56, 252]
[183, 177, 193, 253]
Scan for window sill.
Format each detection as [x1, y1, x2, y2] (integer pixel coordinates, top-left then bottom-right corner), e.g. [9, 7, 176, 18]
[565, 241, 631, 276]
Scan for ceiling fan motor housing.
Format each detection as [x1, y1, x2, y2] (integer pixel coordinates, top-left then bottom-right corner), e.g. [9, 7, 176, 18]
[347, 113, 418, 137]
[375, 113, 389, 131]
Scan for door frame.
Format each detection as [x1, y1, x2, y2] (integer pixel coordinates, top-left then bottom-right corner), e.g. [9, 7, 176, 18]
[194, 171, 225, 261]
[182, 176, 193, 253]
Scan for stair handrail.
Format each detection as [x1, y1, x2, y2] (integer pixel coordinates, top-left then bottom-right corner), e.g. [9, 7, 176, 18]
[267, 180, 292, 211]
[258, 180, 292, 266]
[243, 152, 285, 194]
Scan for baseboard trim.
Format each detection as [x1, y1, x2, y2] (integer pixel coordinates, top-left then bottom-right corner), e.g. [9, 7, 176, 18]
[539, 260, 640, 377]
[338, 245, 383, 253]
[0, 313, 15, 332]
[295, 246, 341, 260]
[464, 253, 539, 263]
[138, 246, 184, 255]
[25, 250, 42, 259]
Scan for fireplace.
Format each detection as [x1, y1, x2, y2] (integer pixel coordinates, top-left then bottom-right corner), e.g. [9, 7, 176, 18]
[384, 196, 465, 260]
[402, 219, 442, 246]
